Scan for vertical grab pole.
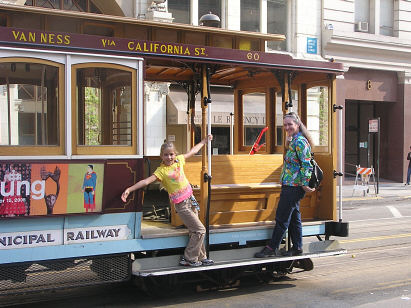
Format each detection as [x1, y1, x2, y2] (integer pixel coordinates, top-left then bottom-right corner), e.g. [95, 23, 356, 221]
[338, 106, 343, 222]
[207, 96, 212, 175]
[201, 64, 212, 258]
[230, 112, 234, 155]
[333, 103, 344, 223]
[206, 66, 212, 258]
[6, 77, 11, 145]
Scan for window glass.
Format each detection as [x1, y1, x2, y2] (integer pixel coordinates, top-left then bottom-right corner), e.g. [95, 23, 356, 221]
[355, 0, 370, 24]
[267, 0, 287, 51]
[380, 0, 393, 36]
[199, 0, 221, 23]
[307, 86, 328, 147]
[168, 0, 190, 24]
[0, 62, 59, 146]
[76, 67, 132, 146]
[243, 92, 266, 146]
[25, 0, 101, 13]
[211, 127, 230, 154]
[275, 90, 298, 146]
[241, 0, 260, 32]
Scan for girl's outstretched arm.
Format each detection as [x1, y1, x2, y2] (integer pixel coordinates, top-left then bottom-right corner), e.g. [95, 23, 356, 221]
[184, 135, 213, 160]
[121, 174, 157, 202]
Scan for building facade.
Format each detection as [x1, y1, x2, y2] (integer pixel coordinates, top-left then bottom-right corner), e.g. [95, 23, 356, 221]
[322, 0, 411, 182]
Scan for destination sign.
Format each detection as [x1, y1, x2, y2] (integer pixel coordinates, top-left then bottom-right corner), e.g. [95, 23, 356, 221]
[0, 26, 343, 72]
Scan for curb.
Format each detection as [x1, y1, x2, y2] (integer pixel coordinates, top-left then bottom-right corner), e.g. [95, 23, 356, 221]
[341, 195, 411, 202]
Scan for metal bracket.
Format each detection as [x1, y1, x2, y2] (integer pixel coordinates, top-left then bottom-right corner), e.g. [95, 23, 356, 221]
[204, 172, 212, 182]
[333, 104, 343, 112]
[203, 97, 212, 106]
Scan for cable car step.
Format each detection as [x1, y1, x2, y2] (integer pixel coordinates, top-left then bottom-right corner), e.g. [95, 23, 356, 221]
[132, 240, 346, 277]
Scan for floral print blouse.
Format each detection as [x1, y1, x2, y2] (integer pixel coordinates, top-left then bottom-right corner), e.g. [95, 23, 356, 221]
[280, 132, 313, 186]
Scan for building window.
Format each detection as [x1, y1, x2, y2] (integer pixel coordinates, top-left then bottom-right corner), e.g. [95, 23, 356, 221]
[241, 0, 260, 32]
[0, 59, 64, 155]
[267, 0, 287, 51]
[25, 0, 101, 13]
[73, 64, 135, 155]
[380, 0, 393, 36]
[355, 0, 370, 24]
[168, 0, 190, 24]
[199, 0, 222, 24]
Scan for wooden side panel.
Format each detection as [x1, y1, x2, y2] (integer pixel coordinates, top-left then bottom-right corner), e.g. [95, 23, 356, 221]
[184, 154, 284, 185]
[169, 154, 321, 226]
[171, 186, 282, 226]
[170, 184, 319, 226]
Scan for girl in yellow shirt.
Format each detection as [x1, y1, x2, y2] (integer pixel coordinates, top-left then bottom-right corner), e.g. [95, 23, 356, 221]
[121, 135, 214, 267]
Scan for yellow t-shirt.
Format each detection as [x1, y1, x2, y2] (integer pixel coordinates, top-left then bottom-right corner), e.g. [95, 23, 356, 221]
[153, 154, 193, 204]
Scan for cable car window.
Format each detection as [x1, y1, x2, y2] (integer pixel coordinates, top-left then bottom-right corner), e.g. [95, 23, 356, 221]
[307, 86, 329, 147]
[0, 60, 63, 154]
[242, 92, 266, 147]
[73, 64, 135, 155]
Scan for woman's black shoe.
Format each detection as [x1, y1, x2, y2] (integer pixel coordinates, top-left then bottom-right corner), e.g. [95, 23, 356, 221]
[254, 246, 282, 258]
[282, 247, 303, 257]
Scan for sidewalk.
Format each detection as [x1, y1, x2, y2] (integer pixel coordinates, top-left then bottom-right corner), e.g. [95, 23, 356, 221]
[339, 179, 411, 202]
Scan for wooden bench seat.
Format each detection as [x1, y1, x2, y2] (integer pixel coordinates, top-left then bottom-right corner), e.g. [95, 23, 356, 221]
[170, 155, 318, 226]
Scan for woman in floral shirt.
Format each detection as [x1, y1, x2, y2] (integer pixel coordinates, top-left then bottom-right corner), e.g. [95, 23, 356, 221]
[255, 112, 314, 258]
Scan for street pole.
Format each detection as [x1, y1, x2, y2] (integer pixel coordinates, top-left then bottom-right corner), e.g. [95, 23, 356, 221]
[377, 117, 380, 194]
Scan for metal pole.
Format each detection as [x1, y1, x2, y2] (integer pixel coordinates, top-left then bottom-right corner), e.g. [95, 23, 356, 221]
[207, 98, 211, 175]
[41, 65, 46, 145]
[367, 132, 370, 168]
[6, 77, 11, 145]
[230, 112, 234, 155]
[338, 106, 343, 222]
[377, 117, 380, 194]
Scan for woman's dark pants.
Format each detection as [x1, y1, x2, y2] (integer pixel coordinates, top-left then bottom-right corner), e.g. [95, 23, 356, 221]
[267, 185, 305, 250]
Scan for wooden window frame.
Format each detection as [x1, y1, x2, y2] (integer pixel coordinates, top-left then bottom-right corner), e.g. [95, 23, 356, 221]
[71, 62, 137, 155]
[0, 58, 65, 155]
[303, 80, 332, 154]
[234, 87, 273, 154]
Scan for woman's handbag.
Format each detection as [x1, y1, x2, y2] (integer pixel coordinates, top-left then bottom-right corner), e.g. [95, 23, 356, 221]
[308, 156, 323, 188]
[294, 149, 323, 189]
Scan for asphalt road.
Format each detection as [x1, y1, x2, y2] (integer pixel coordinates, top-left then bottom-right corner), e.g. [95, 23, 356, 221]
[9, 198, 411, 308]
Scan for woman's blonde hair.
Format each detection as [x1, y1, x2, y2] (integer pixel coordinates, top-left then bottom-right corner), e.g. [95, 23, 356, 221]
[160, 141, 178, 158]
[284, 112, 313, 147]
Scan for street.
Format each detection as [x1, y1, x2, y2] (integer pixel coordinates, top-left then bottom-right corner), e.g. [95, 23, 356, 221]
[8, 196, 411, 308]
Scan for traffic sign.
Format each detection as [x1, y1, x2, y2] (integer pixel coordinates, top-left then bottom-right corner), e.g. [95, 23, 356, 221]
[368, 119, 379, 133]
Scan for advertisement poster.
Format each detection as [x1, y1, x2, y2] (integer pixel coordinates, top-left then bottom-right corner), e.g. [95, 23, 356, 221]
[0, 163, 104, 217]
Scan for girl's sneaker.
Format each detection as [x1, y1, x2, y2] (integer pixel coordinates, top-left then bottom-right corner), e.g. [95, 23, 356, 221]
[201, 259, 214, 266]
[179, 257, 202, 267]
